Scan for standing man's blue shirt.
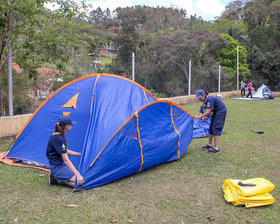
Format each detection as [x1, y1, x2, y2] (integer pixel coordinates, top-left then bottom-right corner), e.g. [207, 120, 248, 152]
[205, 96, 227, 113]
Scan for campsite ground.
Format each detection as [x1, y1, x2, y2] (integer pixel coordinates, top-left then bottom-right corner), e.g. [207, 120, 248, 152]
[0, 97, 279, 224]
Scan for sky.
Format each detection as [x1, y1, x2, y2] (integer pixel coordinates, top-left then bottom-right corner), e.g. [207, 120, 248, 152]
[74, 0, 233, 21]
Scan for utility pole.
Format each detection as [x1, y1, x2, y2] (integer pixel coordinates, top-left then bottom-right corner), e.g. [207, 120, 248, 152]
[218, 65, 221, 93]
[8, 38, 13, 116]
[188, 61, 191, 96]
[132, 52, 135, 82]
[237, 46, 239, 91]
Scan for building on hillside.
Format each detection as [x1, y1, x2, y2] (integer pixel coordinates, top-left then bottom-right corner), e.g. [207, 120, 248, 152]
[12, 64, 63, 104]
[88, 53, 101, 69]
[35, 67, 63, 100]
[99, 45, 117, 55]
[107, 26, 122, 32]
[12, 63, 23, 73]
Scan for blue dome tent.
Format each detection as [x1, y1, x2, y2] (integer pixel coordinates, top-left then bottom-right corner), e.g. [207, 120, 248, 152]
[2, 74, 194, 191]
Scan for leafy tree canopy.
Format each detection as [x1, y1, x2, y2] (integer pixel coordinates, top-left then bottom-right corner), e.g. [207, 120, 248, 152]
[215, 33, 250, 88]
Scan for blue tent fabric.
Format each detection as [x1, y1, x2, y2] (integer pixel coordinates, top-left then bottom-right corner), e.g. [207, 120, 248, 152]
[76, 102, 193, 190]
[193, 118, 224, 138]
[76, 76, 157, 174]
[4, 74, 194, 190]
[193, 118, 210, 138]
[170, 105, 194, 160]
[7, 76, 96, 167]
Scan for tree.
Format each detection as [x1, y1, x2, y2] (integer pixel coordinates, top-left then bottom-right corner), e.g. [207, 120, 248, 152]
[220, 0, 247, 22]
[134, 28, 227, 95]
[244, 0, 280, 89]
[219, 0, 280, 90]
[0, 0, 85, 115]
[1, 68, 32, 115]
[108, 6, 241, 95]
[89, 7, 104, 24]
[215, 33, 250, 89]
[108, 6, 191, 75]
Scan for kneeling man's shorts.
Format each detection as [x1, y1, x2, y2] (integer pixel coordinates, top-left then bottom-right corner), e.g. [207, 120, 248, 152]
[49, 164, 75, 183]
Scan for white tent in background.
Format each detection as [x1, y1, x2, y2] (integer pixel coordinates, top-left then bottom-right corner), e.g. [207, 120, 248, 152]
[232, 84, 274, 101]
[252, 84, 274, 99]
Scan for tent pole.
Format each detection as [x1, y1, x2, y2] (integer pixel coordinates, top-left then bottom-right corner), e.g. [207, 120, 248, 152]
[237, 46, 239, 91]
[188, 61, 191, 96]
[218, 65, 221, 93]
[132, 52, 135, 82]
[1, 138, 16, 159]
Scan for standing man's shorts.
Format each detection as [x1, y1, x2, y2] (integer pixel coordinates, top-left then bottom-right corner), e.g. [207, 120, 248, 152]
[209, 110, 227, 136]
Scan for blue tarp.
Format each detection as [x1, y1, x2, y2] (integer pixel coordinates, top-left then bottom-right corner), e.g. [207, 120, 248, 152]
[5, 74, 194, 191]
[193, 118, 224, 138]
[193, 118, 210, 138]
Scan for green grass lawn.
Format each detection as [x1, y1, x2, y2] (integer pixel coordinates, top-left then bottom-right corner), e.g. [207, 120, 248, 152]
[0, 97, 279, 224]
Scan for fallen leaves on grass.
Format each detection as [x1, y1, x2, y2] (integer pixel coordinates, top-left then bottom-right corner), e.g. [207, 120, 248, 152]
[65, 204, 79, 207]
[205, 216, 215, 223]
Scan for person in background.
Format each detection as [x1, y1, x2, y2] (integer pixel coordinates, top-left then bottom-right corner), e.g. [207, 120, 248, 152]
[263, 89, 269, 99]
[199, 103, 211, 122]
[46, 116, 85, 187]
[194, 90, 227, 153]
[246, 81, 253, 98]
[199, 104, 206, 122]
[241, 79, 246, 97]
[117, 70, 127, 78]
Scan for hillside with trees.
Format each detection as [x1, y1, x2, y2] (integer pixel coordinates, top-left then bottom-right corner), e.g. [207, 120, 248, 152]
[0, 0, 279, 116]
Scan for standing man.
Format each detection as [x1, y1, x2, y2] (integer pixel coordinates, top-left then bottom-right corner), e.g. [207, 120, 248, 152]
[193, 90, 227, 153]
[241, 79, 246, 97]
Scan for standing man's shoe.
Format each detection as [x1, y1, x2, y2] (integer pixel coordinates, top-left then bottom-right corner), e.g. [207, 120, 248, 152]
[201, 144, 212, 149]
[208, 148, 220, 153]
